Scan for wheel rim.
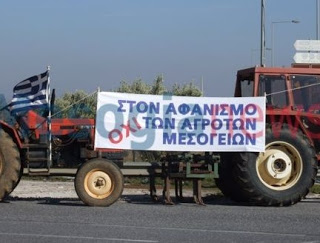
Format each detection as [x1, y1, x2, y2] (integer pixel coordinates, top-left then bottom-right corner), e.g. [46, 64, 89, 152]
[84, 170, 114, 199]
[256, 141, 303, 191]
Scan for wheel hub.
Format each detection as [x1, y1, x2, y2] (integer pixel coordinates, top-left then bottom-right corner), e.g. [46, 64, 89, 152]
[265, 150, 292, 179]
[85, 170, 113, 199]
[95, 178, 105, 187]
[257, 142, 303, 191]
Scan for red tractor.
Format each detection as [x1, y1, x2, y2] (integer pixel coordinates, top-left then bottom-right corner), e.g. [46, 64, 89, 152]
[0, 64, 319, 207]
[0, 108, 124, 206]
[216, 64, 319, 206]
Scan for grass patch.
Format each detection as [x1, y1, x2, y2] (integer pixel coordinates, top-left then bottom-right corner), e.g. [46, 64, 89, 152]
[310, 184, 320, 194]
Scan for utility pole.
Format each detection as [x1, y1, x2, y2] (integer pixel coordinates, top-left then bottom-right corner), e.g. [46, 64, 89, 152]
[317, 0, 320, 39]
[260, 0, 266, 67]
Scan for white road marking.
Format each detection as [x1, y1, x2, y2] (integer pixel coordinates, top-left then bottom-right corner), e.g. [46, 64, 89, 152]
[0, 232, 158, 242]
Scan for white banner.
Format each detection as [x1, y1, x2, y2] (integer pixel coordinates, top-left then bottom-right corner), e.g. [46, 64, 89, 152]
[94, 92, 266, 152]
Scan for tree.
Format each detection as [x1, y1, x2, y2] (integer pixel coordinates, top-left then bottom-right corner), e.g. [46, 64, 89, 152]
[54, 90, 97, 118]
[150, 75, 166, 95]
[117, 75, 202, 96]
[172, 82, 202, 96]
[53, 76, 202, 119]
[116, 75, 166, 95]
[117, 79, 151, 94]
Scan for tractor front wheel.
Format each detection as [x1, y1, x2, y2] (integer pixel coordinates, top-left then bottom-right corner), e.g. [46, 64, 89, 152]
[75, 159, 124, 206]
[0, 130, 22, 201]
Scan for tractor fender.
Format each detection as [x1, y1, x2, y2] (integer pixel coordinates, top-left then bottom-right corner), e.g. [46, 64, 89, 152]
[0, 120, 23, 149]
[266, 113, 315, 146]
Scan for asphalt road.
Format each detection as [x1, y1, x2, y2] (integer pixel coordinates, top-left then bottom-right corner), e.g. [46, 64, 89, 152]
[1, 194, 320, 243]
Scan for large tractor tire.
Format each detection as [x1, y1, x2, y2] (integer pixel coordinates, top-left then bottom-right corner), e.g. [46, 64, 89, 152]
[75, 159, 124, 206]
[233, 124, 318, 206]
[215, 153, 249, 202]
[0, 130, 22, 201]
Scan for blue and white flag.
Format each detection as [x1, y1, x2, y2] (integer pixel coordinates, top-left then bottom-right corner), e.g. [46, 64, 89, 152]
[10, 71, 50, 114]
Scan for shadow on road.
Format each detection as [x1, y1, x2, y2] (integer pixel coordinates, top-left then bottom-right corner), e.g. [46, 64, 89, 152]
[120, 193, 320, 207]
[4, 196, 85, 207]
[121, 193, 240, 206]
[3, 194, 237, 207]
[3, 194, 320, 207]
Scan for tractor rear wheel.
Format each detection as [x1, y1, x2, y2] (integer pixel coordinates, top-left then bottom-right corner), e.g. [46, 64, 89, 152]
[75, 159, 124, 206]
[215, 153, 249, 202]
[0, 130, 22, 201]
[233, 124, 317, 206]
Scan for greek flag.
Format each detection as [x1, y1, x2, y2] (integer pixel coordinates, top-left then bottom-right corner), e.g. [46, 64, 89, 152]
[10, 71, 50, 115]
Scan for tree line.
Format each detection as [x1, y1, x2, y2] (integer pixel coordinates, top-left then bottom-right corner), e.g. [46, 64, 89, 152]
[54, 75, 202, 118]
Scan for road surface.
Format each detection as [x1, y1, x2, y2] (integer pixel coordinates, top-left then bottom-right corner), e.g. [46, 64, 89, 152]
[1, 180, 319, 242]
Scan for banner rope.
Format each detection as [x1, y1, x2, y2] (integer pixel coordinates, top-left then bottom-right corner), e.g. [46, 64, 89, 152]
[266, 82, 320, 96]
[51, 90, 98, 118]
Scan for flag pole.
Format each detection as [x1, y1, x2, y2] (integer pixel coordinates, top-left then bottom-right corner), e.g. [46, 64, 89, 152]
[47, 66, 52, 171]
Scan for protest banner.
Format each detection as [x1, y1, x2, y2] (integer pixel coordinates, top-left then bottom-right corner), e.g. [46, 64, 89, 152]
[94, 92, 266, 152]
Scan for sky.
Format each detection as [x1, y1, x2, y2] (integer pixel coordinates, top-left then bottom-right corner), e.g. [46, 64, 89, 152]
[0, 0, 317, 102]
